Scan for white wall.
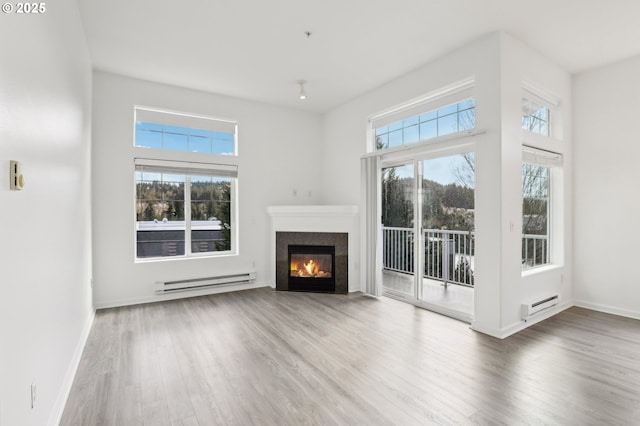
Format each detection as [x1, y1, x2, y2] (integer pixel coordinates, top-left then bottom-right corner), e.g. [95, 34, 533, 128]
[498, 34, 573, 335]
[0, 1, 94, 425]
[321, 32, 573, 338]
[92, 72, 324, 307]
[573, 56, 640, 319]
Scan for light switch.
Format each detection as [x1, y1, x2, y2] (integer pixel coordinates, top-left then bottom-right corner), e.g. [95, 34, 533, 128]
[10, 160, 24, 190]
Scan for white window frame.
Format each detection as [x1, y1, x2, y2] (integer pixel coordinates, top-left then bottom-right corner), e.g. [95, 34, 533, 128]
[373, 98, 476, 150]
[134, 159, 238, 261]
[522, 97, 550, 137]
[521, 146, 562, 271]
[134, 106, 238, 156]
[522, 81, 563, 142]
[368, 78, 477, 154]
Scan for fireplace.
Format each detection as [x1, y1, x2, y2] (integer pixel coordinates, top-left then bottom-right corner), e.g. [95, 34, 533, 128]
[288, 245, 335, 292]
[275, 231, 348, 293]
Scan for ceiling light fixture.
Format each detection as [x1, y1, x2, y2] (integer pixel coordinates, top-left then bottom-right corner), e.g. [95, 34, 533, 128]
[297, 80, 307, 100]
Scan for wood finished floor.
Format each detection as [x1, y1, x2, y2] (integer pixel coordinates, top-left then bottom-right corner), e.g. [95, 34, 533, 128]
[60, 287, 640, 426]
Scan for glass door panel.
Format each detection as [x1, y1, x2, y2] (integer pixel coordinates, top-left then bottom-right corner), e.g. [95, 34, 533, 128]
[381, 163, 416, 298]
[418, 153, 475, 320]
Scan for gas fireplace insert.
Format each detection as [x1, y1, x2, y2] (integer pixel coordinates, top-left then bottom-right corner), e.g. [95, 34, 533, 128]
[288, 244, 335, 292]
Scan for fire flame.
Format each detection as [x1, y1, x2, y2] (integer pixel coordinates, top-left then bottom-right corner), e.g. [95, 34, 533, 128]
[304, 259, 318, 276]
[290, 257, 331, 278]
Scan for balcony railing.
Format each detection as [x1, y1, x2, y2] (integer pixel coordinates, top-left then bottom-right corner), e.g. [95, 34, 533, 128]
[424, 229, 475, 287]
[382, 227, 415, 274]
[522, 233, 549, 269]
[382, 227, 549, 288]
[382, 227, 475, 287]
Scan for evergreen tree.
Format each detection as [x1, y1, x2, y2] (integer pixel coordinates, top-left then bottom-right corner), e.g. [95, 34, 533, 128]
[381, 167, 413, 228]
[143, 203, 154, 221]
[214, 182, 232, 251]
[453, 256, 474, 285]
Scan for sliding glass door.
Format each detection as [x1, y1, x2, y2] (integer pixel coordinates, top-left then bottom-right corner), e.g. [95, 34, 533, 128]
[380, 153, 475, 322]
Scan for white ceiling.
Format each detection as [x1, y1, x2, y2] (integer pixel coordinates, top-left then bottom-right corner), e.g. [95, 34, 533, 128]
[78, 0, 640, 112]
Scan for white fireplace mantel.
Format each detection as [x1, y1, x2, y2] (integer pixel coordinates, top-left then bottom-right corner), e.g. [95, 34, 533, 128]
[267, 205, 358, 218]
[267, 205, 360, 292]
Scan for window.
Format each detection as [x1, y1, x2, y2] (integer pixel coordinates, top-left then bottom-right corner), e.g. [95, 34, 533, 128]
[133, 107, 238, 260]
[521, 84, 563, 271]
[375, 99, 476, 150]
[522, 161, 550, 269]
[135, 107, 237, 155]
[522, 98, 549, 137]
[135, 160, 237, 259]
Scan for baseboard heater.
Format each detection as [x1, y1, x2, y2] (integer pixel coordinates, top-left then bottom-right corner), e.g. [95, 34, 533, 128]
[521, 295, 559, 320]
[155, 271, 257, 294]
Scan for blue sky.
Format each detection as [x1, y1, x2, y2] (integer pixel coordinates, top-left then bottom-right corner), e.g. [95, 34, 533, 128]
[135, 122, 234, 155]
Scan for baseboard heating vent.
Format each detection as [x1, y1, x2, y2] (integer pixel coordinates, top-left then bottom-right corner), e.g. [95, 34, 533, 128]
[521, 295, 558, 320]
[155, 272, 257, 294]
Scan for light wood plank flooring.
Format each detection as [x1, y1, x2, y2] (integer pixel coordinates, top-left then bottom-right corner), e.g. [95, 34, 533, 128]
[60, 287, 640, 425]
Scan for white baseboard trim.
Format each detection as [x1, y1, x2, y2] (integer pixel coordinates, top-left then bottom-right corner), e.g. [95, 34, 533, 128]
[95, 281, 271, 309]
[48, 308, 96, 426]
[471, 301, 574, 339]
[573, 300, 640, 320]
[499, 301, 573, 338]
[469, 322, 503, 338]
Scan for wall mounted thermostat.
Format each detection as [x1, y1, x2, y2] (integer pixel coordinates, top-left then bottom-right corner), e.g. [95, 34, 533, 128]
[10, 160, 24, 190]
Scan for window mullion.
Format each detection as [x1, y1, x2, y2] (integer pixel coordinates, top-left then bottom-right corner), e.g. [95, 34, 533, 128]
[185, 175, 192, 255]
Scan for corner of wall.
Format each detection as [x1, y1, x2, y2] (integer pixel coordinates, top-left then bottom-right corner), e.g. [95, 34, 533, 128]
[48, 309, 96, 426]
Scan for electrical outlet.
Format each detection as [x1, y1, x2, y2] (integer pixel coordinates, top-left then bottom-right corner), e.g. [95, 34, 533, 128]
[30, 381, 36, 409]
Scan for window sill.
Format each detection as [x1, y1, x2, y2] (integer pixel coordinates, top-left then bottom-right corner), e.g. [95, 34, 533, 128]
[135, 252, 237, 264]
[521, 263, 562, 277]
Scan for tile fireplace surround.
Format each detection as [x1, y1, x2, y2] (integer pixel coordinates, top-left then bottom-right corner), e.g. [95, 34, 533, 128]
[276, 231, 347, 293]
[267, 205, 360, 293]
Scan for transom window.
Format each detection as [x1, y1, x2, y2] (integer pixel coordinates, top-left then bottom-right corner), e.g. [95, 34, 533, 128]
[135, 107, 237, 155]
[522, 98, 549, 137]
[375, 99, 476, 150]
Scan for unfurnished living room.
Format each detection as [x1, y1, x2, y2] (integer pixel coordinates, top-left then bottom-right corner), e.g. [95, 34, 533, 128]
[2, 1, 640, 425]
